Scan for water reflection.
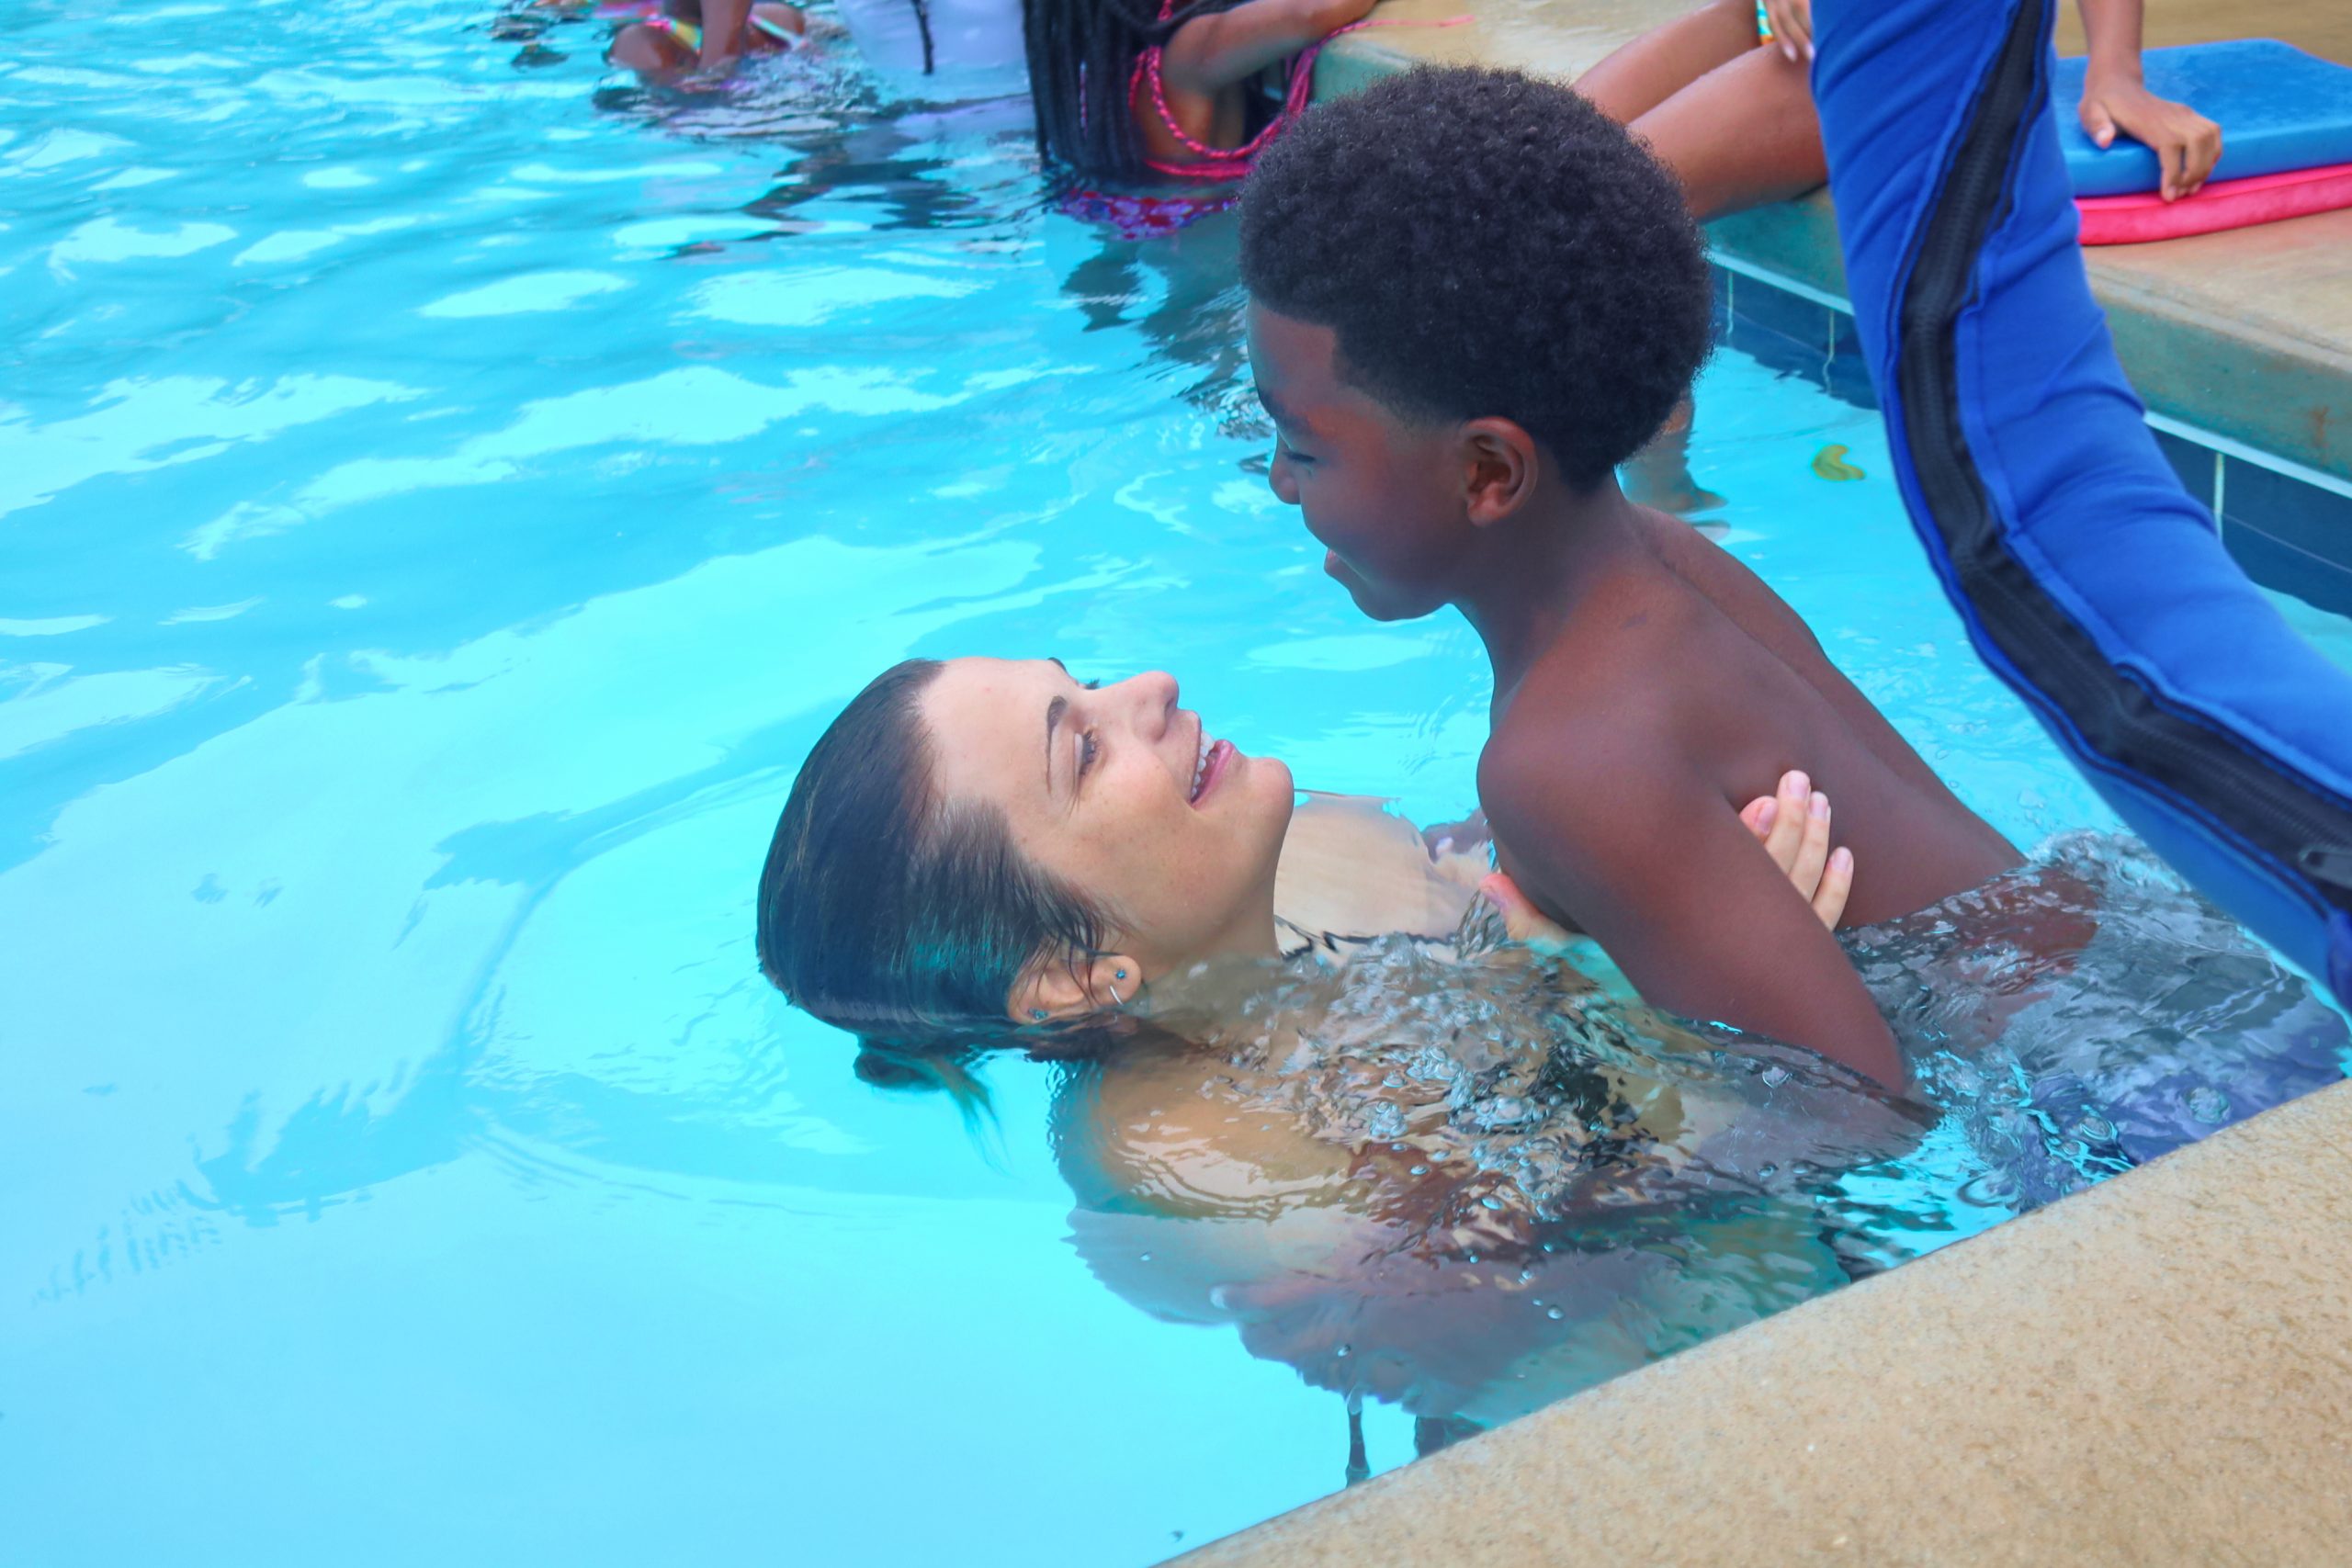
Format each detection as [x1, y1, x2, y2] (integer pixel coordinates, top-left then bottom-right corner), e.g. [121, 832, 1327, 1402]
[1053, 206, 1263, 434]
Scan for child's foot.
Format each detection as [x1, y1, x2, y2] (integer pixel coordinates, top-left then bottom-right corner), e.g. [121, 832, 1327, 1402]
[1623, 393, 1725, 514]
[1623, 465, 1728, 515]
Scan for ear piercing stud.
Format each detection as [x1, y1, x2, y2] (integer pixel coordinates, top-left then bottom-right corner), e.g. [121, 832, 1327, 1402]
[1031, 1009, 1048, 1021]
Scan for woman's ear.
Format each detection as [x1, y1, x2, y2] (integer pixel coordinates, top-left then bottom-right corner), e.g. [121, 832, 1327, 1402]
[1459, 417, 1538, 527]
[1007, 953, 1142, 1025]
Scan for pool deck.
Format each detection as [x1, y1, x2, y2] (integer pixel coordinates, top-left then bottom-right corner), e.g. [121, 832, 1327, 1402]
[1314, 0, 2352, 487]
[1182, 1077, 2352, 1567]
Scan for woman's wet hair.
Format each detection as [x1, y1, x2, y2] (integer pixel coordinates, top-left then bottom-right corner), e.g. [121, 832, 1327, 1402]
[756, 658, 1112, 1044]
[854, 1043, 998, 1137]
[1021, 0, 1265, 182]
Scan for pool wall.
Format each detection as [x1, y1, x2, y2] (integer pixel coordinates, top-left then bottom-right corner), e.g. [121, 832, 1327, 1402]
[1702, 238, 2352, 624]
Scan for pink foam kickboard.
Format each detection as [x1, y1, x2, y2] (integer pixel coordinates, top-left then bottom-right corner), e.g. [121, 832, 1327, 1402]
[2075, 162, 2352, 245]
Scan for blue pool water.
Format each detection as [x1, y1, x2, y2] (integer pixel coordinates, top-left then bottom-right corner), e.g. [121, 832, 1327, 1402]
[6, 2, 2351, 1563]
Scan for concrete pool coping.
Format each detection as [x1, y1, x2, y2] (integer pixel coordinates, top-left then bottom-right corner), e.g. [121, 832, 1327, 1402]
[1181, 1076, 2352, 1566]
[1311, 0, 2352, 487]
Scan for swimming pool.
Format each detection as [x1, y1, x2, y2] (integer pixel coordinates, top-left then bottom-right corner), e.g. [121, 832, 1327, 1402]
[5, 2, 2349, 1562]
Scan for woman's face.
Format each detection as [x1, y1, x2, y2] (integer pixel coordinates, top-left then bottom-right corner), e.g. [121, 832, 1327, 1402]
[921, 658, 1295, 989]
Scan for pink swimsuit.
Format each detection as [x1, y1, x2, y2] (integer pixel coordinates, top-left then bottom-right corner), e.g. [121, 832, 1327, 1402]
[1126, 4, 1465, 181]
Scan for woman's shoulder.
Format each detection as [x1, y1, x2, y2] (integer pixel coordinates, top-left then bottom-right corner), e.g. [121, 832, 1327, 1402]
[1276, 792, 1477, 949]
[1057, 1046, 1356, 1218]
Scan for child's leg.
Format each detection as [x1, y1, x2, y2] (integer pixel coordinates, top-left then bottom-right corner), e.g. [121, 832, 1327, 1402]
[1629, 44, 1825, 223]
[609, 20, 688, 73]
[750, 3, 807, 41]
[1575, 0, 1761, 125]
[1623, 395, 1726, 519]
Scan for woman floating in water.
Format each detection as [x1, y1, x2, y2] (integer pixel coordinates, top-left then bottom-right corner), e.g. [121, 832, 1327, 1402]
[758, 657, 2345, 1432]
[762, 658, 1894, 1426]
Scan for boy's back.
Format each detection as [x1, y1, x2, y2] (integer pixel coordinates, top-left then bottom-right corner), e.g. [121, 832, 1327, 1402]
[1487, 506, 2018, 931]
[1472, 499, 2018, 1089]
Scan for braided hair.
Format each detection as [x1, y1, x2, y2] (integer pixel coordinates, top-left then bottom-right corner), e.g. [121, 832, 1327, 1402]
[1021, 0, 1269, 182]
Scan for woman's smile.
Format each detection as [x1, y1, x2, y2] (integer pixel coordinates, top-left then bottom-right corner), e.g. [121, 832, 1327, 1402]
[1191, 733, 1238, 806]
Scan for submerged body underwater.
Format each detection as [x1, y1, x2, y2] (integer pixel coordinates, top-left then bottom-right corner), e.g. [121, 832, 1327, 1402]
[1056, 829, 2346, 1438]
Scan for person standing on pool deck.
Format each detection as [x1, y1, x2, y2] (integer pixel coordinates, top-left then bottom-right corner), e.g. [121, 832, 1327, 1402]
[1237, 67, 2028, 1091]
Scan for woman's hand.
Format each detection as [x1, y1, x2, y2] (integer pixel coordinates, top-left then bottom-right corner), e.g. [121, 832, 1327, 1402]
[2078, 71, 2222, 201]
[1480, 770, 1853, 948]
[1737, 767, 1854, 927]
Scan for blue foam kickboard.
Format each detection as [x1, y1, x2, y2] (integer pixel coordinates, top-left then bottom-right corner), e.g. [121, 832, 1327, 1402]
[2053, 39, 2352, 197]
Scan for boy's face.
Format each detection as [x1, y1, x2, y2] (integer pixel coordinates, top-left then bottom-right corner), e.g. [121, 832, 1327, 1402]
[1246, 301, 1473, 622]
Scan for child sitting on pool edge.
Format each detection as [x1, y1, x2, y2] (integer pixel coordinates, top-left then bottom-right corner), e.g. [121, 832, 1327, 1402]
[1589, 0, 2217, 518]
[1577, 0, 2221, 221]
[1238, 66, 2027, 1090]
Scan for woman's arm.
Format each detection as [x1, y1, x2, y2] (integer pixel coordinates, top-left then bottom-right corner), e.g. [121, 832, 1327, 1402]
[1159, 0, 1376, 96]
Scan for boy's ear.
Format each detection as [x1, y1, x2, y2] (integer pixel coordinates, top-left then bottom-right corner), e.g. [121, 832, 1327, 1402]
[1458, 418, 1538, 526]
[1007, 952, 1139, 1025]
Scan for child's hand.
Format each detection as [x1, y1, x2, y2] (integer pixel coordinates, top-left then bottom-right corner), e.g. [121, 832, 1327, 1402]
[1478, 770, 1854, 949]
[2079, 72, 2222, 201]
[1738, 768, 1854, 929]
[1761, 0, 1813, 63]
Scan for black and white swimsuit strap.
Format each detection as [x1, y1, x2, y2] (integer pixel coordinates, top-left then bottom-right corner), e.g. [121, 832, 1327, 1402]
[1274, 916, 1386, 963]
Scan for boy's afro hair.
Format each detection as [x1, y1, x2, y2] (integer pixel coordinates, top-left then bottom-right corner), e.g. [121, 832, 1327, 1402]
[1238, 66, 1713, 489]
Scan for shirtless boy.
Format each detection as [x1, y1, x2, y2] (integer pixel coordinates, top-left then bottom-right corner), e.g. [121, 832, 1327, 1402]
[1237, 66, 2021, 1089]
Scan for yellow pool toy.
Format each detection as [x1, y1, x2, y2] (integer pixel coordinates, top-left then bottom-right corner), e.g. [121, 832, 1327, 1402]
[1811, 443, 1866, 481]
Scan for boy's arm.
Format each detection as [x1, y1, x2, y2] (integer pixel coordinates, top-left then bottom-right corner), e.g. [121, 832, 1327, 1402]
[1482, 743, 1905, 1090]
[2074, 0, 2221, 200]
[1471, 771, 1857, 943]
[1159, 0, 1377, 96]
